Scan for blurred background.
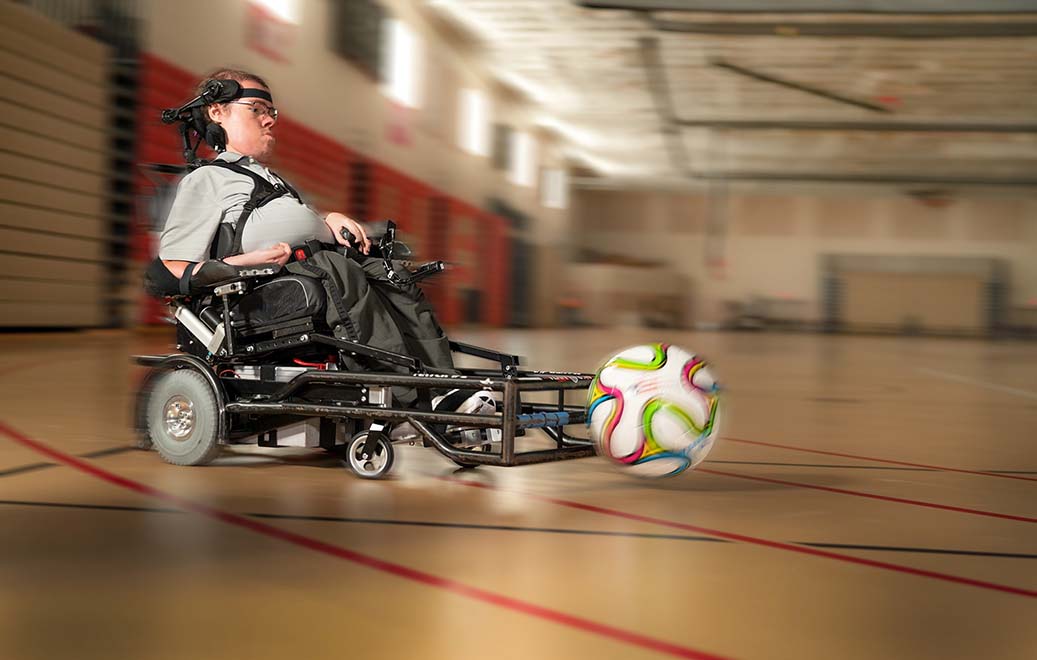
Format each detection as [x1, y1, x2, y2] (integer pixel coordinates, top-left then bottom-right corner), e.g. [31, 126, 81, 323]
[2, 0, 1036, 338]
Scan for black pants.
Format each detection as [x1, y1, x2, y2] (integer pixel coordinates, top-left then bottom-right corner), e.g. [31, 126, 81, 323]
[286, 250, 454, 404]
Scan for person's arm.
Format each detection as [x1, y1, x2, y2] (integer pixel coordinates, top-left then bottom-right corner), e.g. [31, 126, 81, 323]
[161, 242, 292, 279]
[159, 170, 223, 271]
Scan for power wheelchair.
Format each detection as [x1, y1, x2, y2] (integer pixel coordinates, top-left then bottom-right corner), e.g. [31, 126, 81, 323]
[133, 82, 597, 479]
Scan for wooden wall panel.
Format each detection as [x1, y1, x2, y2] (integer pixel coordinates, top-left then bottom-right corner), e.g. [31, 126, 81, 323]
[3, 178, 106, 217]
[0, 302, 106, 327]
[0, 24, 106, 83]
[0, 125, 105, 171]
[0, 228, 106, 261]
[0, 202, 107, 240]
[0, 4, 109, 328]
[0, 50, 106, 106]
[0, 74, 107, 128]
[0, 279, 105, 304]
[3, 253, 107, 282]
[0, 100, 107, 151]
[0, 3, 108, 62]
[0, 151, 106, 194]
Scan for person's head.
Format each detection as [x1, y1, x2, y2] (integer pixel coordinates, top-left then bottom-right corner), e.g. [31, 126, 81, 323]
[198, 68, 278, 160]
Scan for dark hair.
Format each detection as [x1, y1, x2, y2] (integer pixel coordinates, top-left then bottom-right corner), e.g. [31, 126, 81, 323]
[195, 68, 270, 126]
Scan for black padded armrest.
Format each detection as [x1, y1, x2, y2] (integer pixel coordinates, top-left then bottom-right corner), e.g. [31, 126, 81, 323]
[144, 258, 281, 298]
[188, 260, 282, 294]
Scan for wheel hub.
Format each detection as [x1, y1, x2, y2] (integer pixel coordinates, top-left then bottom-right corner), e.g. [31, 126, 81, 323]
[355, 446, 385, 472]
[163, 395, 195, 440]
[350, 434, 388, 474]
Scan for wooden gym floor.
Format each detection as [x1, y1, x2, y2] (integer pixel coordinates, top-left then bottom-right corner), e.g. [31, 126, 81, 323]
[0, 327, 1034, 660]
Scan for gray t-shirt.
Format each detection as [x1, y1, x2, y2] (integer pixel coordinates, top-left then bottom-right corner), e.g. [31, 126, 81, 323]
[159, 151, 333, 262]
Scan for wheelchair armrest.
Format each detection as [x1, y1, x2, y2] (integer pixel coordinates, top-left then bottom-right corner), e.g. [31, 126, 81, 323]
[188, 260, 282, 295]
[144, 258, 282, 299]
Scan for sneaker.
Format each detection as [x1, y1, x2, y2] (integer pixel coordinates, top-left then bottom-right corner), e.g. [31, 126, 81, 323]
[434, 389, 498, 416]
[390, 390, 498, 443]
[433, 389, 500, 448]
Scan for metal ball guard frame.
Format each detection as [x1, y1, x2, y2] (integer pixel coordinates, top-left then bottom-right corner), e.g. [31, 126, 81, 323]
[134, 337, 597, 478]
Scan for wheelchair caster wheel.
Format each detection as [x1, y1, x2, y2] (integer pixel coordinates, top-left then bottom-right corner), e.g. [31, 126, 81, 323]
[343, 431, 394, 479]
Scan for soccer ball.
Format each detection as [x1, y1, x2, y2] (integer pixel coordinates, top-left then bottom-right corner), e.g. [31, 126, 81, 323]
[587, 343, 721, 478]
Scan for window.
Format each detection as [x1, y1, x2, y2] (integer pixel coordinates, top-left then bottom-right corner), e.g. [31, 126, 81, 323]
[383, 18, 420, 108]
[492, 124, 512, 170]
[247, 0, 300, 61]
[251, 0, 300, 23]
[458, 88, 490, 156]
[541, 168, 568, 209]
[329, 0, 384, 80]
[509, 131, 536, 187]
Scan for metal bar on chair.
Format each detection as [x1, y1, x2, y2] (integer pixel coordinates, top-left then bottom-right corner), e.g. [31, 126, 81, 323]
[501, 379, 518, 465]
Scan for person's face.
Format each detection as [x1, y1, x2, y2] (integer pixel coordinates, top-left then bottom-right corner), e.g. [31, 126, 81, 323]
[207, 80, 277, 160]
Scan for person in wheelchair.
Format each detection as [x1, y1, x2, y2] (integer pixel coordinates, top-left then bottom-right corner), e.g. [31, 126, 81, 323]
[149, 68, 486, 415]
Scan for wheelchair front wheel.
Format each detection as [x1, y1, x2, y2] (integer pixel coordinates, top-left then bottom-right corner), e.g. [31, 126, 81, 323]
[146, 369, 221, 466]
[343, 430, 394, 479]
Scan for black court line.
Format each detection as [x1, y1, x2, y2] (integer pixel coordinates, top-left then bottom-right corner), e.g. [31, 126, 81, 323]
[706, 459, 1037, 475]
[801, 541, 1037, 559]
[2, 498, 1033, 561]
[0, 445, 136, 478]
[6, 451, 1033, 478]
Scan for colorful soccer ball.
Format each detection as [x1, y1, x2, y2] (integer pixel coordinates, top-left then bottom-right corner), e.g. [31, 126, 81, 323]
[587, 344, 721, 478]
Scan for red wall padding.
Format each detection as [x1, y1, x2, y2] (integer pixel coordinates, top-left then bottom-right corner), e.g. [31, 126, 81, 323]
[135, 53, 511, 327]
[133, 54, 201, 324]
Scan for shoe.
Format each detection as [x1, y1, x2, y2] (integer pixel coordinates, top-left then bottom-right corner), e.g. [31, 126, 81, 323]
[434, 389, 498, 416]
[390, 390, 498, 443]
[433, 389, 500, 448]
[429, 386, 493, 413]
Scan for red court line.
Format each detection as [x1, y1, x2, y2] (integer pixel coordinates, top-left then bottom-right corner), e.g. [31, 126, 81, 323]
[0, 422, 728, 660]
[443, 478, 1036, 599]
[722, 436, 1037, 483]
[698, 468, 1037, 524]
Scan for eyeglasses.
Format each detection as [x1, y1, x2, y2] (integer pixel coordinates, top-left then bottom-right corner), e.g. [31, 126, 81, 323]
[229, 101, 278, 122]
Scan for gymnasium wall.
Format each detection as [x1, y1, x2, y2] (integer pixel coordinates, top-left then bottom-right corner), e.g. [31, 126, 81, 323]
[0, 2, 112, 327]
[573, 187, 1037, 332]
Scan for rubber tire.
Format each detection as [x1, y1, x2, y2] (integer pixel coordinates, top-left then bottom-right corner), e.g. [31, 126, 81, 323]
[344, 431, 394, 479]
[146, 369, 221, 466]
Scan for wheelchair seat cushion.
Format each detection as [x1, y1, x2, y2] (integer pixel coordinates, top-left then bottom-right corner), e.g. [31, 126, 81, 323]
[227, 274, 326, 330]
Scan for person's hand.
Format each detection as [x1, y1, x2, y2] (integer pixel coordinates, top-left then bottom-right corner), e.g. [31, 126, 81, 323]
[325, 212, 371, 254]
[242, 242, 291, 267]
